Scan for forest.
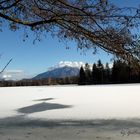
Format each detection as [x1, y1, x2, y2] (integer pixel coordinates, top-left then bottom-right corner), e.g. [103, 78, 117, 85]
[79, 60, 140, 85]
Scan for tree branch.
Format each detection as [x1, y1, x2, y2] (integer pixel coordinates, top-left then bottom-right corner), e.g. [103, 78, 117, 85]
[0, 59, 12, 74]
[0, 0, 21, 10]
[0, 12, 56, 27]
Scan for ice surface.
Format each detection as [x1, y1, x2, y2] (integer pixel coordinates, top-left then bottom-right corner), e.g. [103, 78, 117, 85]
[0, 84, 140, 120]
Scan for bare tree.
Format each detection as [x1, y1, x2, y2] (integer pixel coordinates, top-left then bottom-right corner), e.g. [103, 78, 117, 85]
[0, 0, 140, 69]
[0, 53, 12, 75]
[0, 58, 13, 74]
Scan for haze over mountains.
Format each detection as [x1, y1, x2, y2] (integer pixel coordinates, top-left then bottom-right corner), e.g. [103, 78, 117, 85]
[0, 70, 28, 81]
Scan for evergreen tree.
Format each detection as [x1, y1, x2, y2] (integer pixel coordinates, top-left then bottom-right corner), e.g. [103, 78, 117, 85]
[112, 60, 130, 83]
[85, 63, 92, 84]
[92, 63, 98, 84]
[112, 60, 118, 83]
[120, 62, 130, 83]
[79, 66, 86, 85]
[104, 63, 111, 83]
[97, 60, 104, 84]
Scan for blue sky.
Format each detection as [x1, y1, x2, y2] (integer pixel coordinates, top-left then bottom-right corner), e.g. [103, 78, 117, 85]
[0, 0, 140, 77]
[0, 26, 112, 75]
[111, 0, 140, 7]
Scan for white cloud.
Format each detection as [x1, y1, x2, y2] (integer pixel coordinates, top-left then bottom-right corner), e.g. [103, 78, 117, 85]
[58, 61, 85, 68]
[109, 63, 113, 68]
[47, 61, 113, 71]
[0, 70, 32, 81]
[48, 61, 85, 71]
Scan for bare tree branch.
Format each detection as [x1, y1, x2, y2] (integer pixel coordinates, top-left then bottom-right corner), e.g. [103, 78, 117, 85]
[0, 58, 13, 74]
[0, 0, 21, 10]
[0, 0, 140, 70]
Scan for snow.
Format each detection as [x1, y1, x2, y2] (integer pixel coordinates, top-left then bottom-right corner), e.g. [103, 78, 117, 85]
[47, 61, 85, 71]
[0, 84, 140, 120]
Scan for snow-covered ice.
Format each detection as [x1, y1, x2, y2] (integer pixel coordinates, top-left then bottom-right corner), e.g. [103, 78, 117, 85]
[0, 84, 140, 120]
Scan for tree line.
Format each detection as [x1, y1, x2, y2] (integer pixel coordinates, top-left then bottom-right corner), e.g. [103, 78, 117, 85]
[0, 59, 140, 87]
[79, 60, 140, 85]
[0, 76, 78, 87]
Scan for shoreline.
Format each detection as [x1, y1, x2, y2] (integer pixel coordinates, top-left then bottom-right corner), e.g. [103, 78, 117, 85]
[0, 83, 140, 88]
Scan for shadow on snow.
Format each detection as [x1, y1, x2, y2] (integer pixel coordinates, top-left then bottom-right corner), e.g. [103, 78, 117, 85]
[17, 102, 72, 114]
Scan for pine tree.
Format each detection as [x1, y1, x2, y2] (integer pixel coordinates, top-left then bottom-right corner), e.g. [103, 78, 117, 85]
[85, 63, 92, 84]
[97, 60, 104, 84]
[79, 66, 86, 85]
[92, 63, 98, 84]
[112, 60, 118, 83]
[111, 60, 129, 83]
[104, 63, 111, 83]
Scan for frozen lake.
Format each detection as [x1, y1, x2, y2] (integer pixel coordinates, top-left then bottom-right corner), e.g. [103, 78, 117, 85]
[0, 84, 140, 120]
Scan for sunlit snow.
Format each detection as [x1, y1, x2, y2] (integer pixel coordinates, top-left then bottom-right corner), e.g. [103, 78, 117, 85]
[0, 84, 140, 120]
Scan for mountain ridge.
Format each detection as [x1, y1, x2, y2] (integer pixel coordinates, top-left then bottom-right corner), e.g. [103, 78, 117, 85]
[33, 66, 80, 80]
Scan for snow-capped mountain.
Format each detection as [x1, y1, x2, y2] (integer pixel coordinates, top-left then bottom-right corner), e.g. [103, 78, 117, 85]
[33, 61, 85, 80]
[33, 66, 80, 79]
[47, 61, 85, 71]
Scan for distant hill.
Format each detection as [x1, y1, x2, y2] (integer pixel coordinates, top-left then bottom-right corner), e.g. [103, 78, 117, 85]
[33, 66, 80, 80]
